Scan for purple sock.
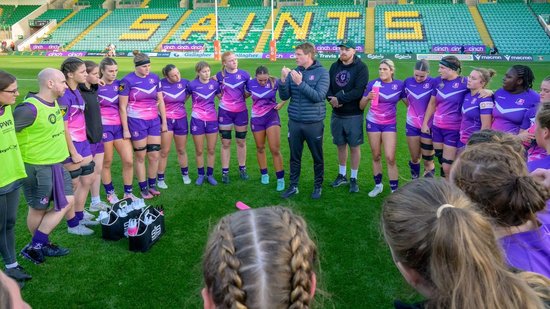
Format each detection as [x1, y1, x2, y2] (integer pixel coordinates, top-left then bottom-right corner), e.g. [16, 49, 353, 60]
[198, 167, 205, 175]
[207, 167, 214, 176]
[390, 180, 399, 191]
[239, 165, 246, 171]
[32, 230, 49, 248]
[157, 173, 165, 181]
[67, 215, 80, 228]
[124, 185, 133, 194]
[103, 182, 115, 195]
[222, 167, 229, 175]
[276, 170, 285, 179]
[260, 168, 268, 175]
[148, 178, 157, 189]
[75, 211, 84, 221]
[374, 173, 382, 185]
[138, 181, 148, 191]
[181, 167, 188, 176]
[409, 161, 421, 179]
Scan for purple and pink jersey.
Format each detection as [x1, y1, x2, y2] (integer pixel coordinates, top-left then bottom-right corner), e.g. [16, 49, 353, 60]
[119, 72, 160, 120]
[432, 76, 468, 130]
[98, 80, 121, 126]
[247, 78, 278, 118]
[160, 77, 189, 119]
[364, 78, 405, 125]
[491, 88, 540, 134]
[216, 69, 250, 113]
[404, 76, 435, 129]
[524, 105, 547, 162]
[459, 92, 494, 144]
[58, 88, 87, 142]
[187, 78, 220, 122]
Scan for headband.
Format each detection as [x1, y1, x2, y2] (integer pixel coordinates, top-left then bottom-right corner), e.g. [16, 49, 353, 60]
[439, 59, 459, 71]
[436, 204, 455, 218]
[134, 59, 150, 67]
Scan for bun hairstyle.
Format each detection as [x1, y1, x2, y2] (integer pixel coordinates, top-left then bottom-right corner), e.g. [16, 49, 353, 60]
[510, 65, 535, 91]
[255, 65, 276, 85]
[162, 64, 177, 78]
[60, 57, 85, 77]
[99, 57, 117, 79]
[440, 55, 461, 74]
[466, 129, 525, 157]
[382, 178, 550, 309]
[452, 143, 549, 227]
[84, 60, 98, 74]
[203, 206, 317, 309]
[133, 52, 150, 67]
[536, 101, 550, 130]
[472, 68, 496, 88]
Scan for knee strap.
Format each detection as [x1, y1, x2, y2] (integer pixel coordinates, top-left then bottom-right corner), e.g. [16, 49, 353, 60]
[80, 161, 96, 176]
[420, 142, 434, 151]
[146, 144, 161, 152]
[422, 154, 434, 161]
[134, 145, 147, 152]
[219, 130, 232, 140]
[441, 158, 454, 165]
[434, 149, 443, 164]
[69, 168, 82, 179]
[235, 131, 247, 139]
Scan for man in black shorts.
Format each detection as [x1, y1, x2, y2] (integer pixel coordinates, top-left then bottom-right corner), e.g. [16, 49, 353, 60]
[14, 68, 74, 264]
[327, 39, 369, 193]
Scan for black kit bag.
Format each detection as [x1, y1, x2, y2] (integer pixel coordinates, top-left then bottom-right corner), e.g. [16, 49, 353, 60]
[100, 198, 143, 241]
[128, 206, 165, 252]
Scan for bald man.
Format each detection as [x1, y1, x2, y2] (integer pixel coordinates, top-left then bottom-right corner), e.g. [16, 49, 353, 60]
[13, 68, 73, 264]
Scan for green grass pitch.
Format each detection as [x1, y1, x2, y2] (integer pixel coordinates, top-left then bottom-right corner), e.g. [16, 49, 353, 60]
[4, 56, 549, 308]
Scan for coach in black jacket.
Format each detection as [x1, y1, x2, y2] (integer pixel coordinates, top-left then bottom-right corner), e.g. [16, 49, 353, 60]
[279, 42, 330, 199]
[326, 39, 369, 193]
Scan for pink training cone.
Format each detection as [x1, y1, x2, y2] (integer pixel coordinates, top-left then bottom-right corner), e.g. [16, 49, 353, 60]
[236, 201, 251, 211]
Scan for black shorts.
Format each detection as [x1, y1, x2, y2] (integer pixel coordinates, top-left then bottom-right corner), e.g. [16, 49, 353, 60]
[21, 163, 73, 210]
[331, 114, 364, 147]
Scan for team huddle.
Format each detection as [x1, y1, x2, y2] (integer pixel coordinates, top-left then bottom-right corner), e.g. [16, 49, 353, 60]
[0, 40, 550, 307]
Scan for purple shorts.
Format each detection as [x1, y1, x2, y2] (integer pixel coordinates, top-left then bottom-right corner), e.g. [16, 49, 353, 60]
[190, 117, 219, 135]
[366, 121, 396, 133]
[405, 123, 432, 139]
[102, 124, 124, 142]
[251, 109, 281, 132]
[432, 125, 459, 147]
[128, 117, 161, 141]
[90, 142, 105, 156]
[63, 140, 92, 164]
[218, 108, 249, 127]
[166, 117, 188, 136]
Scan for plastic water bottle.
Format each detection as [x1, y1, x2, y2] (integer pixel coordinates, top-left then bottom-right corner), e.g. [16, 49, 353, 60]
[372, 81, 381, 107]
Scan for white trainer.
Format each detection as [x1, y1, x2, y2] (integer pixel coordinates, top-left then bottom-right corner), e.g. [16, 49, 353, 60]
[67, 224, 94, 236]
[157, 180, 168, 189]
[89, 201, 109, 212]
[368, 184, 384, 198]
[182, 175, 191, 185]
[83, 210, 95, 220]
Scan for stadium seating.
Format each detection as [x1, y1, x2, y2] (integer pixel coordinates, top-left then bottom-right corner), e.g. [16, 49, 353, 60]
[229, 0, 264, 6]
[263, 5, 365, 53]
[34, 9, 73, 23]
[316, 0, 355, 5]
[375, 4, 482, 54]
[167, 7, 270, 53]
[529, 3, 550, 17]
[0, 5, 39, 26]
[75, 0, 105, 8]
[478, 3, 550, 54]
[71, 8, 186, 52]
[44, 9, 106, 47]
[147, 0, 181, 8]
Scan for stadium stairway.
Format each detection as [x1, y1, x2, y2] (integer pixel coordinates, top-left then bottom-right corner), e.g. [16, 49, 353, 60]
[468, 5, 493, 48]
[37, 10, 78, 43]
[155, 10, 192, 51]
[65, 10, 112, 50]
[237, 12, 256, 41]
[220, 0, 230, 6]
[140, 0, 150, 7]
[254, 8, 279, 53]
[365, 7, 375, 54]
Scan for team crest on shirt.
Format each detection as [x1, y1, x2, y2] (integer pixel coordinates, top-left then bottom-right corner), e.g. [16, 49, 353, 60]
[309, 75, 315, 81]
[40, 196, 49, 205]
[209, 84, 213, 90]
[452, 83, 459, 89]
[113, 86, 117, 91]
[237, 75, 241, 80]
[59, 105, 67, 117]
[119, 83, 125, 92]
[515, 98, 525, 105]
[133, 131, 139, 137]
[423, 83, 430, 89]
[177, 83, 182, 89]
[103, 133, 108, 139]
[149, 78, 155, 84]
[392, 84, 398, 90]
[48, 113, 56, 124]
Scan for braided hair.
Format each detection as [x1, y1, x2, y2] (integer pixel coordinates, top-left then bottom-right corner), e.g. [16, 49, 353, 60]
[203, 206, 318, 309]
[510, 65, 535, 91]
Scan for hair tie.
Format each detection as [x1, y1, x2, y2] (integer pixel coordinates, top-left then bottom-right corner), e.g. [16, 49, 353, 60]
[439, 59, 459, 71]
[436, 204, 455, 218]
[134, 59, 150, 67]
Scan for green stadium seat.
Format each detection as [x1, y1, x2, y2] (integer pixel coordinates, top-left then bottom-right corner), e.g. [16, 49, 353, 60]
[147, 0, 181, 8]
[0, 5, 39, 26]
[45, 9, 106, 47]
[229, 0, 264, 6]
[478, 3, 550, 54]
[34, 9, 73, 23]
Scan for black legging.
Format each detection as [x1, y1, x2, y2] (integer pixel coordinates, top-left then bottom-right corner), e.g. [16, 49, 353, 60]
[0, 187, 20, 265]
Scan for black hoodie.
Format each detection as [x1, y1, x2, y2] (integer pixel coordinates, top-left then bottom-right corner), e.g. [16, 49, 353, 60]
[326, 55, 369, 116]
